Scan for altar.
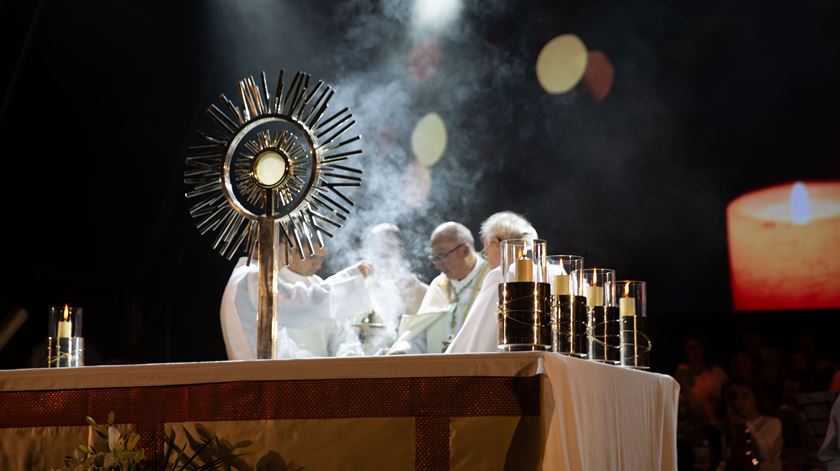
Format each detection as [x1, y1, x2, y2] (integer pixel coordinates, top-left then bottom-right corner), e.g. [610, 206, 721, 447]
[0, 352, 678, 470]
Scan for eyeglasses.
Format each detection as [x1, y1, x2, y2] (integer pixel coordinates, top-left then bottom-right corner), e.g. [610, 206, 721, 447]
[428, 243, 465, 263]
[478, 237, 500, 260]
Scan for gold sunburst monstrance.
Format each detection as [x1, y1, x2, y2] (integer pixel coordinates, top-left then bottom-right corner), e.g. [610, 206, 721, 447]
[185, 71, 363, 359]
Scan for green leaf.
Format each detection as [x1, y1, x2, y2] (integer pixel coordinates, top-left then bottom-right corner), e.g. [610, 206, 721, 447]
[84, 416, 98, 427]
[219, 437, 234, 451]
[108, 410, 115, 425]
[162, 429, 178, 467]
[195, 422, 215, 442]
[180, 435, 217, 469]
[126, 431, 140, 450]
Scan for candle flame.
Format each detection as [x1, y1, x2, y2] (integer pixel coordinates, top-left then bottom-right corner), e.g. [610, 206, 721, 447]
[63, 304, 69, 322]
[790, 181, 811, 225]
[624, 281, 630, 297]
[593, 268, 598, 285]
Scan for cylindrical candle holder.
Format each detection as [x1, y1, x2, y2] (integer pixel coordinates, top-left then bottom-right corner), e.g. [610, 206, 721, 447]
[617, 280, 650, 369]
[47, 305, 84, 368]
[583, 268, 619, 363]
[499, 239, 548, 284]
[547, 255, 587, 357]
[497, 239, 551, 351]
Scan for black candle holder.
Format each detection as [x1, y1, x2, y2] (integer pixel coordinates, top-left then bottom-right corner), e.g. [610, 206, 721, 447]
[587, 305, 620, 364]
[497, 282, 552, 351]
[552, 294, 588, 357]
[620, 315, 650, 369]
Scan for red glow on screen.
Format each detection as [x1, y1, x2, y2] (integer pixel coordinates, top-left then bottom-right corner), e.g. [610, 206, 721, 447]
[727, 181, 840, 311]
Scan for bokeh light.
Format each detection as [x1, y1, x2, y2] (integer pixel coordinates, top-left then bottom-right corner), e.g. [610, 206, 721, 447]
[583, 50, 614, 103]
[411, 112, 447, 167]
[409, 36, 441, 83]
[412, 0, 462, 31]
[401, 160, 432, 208]
[536, 34, 589, 94]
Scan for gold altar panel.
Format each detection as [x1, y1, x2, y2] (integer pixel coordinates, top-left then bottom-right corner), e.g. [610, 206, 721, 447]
[450, 416, 541, 471]
[0, 425, 88, 470]
[168, 418, 415, 470]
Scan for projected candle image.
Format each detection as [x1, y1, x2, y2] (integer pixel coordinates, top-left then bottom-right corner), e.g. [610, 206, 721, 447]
[727, 180, 840, 311]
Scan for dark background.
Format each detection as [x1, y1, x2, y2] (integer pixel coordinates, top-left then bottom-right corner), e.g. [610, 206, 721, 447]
[1, 0, 838, 369]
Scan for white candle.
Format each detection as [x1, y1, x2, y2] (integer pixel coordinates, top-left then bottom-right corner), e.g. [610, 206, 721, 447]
[57, 305, 72, 338]
[619, 297, 636, 317]
[552, 274, 570, 295]
[515, 257, 533, 282]
[587, 286, 604, 307]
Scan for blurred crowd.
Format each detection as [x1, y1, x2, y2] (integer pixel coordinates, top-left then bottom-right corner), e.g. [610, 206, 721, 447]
[675, 333, 840, 471]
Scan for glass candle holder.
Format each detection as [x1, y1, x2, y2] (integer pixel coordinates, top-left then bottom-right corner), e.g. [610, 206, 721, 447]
[582, 268, 615, 308]
[47, 305, 84, 367]
[547, 255, 587, 357]
[500, 239, 547, 283]
[617, 280, 650, 369]
[583, 268, 619, 363]
[546, 255, 583, 296]
[497, 239, 551, 351]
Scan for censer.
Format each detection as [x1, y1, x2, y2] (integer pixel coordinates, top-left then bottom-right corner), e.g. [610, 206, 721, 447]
[497, 239, 552, 351]
[184, 71, 363, 359]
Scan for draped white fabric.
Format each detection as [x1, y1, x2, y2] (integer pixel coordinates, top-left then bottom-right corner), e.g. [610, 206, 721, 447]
[0, 353, 678, 470]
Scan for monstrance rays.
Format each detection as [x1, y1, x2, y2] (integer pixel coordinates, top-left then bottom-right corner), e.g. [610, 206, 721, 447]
[184, 71, 364, 262]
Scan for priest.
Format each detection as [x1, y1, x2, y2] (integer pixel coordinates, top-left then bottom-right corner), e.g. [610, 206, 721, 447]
[387, 222, 488, 354]
[220, 242, 373, 360]
[445, 211, 538, 353]
[358, 223, 429, 354]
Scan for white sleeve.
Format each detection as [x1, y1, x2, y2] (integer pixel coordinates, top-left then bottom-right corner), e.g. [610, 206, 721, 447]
[446, 269, 501, 354]
[220, 262, 372, 360]
[329, 320, 365, 357]
[445, 283, 499, 353]
[322, 265, 374, 320]
[219, 263, 259, 360]
[388, 329, 427, 355]
[277, 265, 372, 327]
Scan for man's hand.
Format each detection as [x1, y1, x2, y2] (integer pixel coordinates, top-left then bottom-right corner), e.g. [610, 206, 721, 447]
[357, 261, 374, 278]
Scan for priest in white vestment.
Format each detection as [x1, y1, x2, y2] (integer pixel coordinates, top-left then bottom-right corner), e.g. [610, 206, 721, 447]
[220, 245, 373, 360]
[358, 223, 429, 354]
[445, 211, 538, 354]
[387, 222, 488, 354]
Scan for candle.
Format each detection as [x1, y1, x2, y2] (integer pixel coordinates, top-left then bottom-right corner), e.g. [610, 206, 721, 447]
[552, 274, 570, 295]
[57, 304, 73, 338]
[619, 282, 636, 317]
[515, 256, 533, 282]
[587, 285, 604, 307]
[727, 180, 840, 311]
[586, 269, 604, 306]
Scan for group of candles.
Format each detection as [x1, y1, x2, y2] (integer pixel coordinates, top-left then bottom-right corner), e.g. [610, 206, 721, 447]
[507, 245, 646, 316]
[499, 239, 650, 368]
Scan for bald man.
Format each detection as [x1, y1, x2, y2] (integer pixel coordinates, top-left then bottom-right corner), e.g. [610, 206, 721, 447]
[387, 222, 489, 354]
